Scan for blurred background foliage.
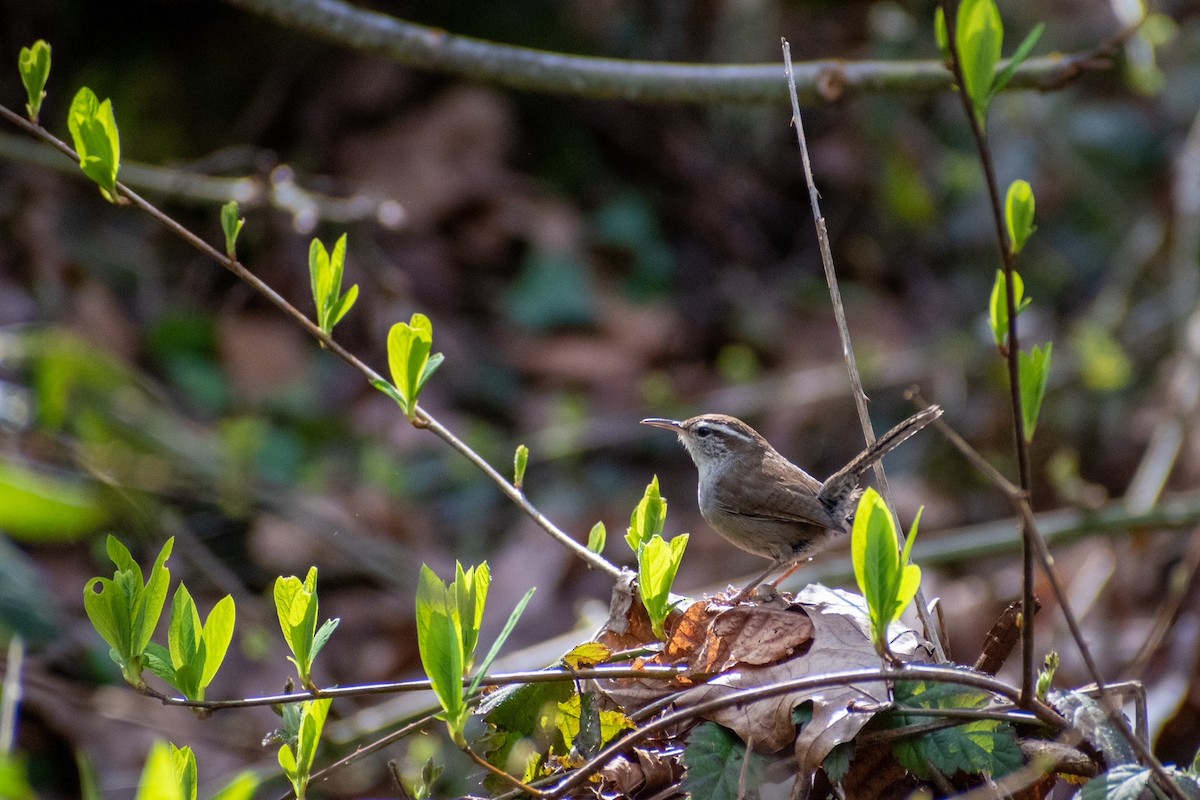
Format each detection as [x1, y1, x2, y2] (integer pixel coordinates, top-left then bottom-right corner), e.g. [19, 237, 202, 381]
[2, 0, 1200, 796]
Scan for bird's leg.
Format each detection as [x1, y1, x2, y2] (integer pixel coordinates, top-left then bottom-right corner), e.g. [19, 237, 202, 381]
[768, 559, 804, 589]
[729, 562, 784, 603]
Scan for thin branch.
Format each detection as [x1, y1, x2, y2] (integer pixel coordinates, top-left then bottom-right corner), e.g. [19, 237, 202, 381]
[137, 665, 686, 711]
[937, 0, 1036, 707]
[782, 39, 946, 664]
[0, 103, 622, 581]
[0, 131, 401, 228]
[543, 663, 1067, 798]
[223, 0, 1124, 105]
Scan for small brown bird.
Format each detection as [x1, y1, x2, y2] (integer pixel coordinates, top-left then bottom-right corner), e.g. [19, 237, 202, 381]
[641, 406, 942, 595]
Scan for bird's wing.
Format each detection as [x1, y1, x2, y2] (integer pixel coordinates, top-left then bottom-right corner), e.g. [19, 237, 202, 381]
[710, 467, 842, 529]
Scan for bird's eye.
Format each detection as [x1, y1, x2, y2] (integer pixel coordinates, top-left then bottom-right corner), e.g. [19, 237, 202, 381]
[696, 426, 712, 438]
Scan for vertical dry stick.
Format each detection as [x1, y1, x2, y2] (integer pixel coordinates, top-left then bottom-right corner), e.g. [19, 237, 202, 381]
[781, 39, 946, 663]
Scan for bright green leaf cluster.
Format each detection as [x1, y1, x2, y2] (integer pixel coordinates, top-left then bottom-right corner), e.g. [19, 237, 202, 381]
[144, 585, 235, 702]
[220, 201, 245, 259]
[513, 444, 529, 490]
[274, 567, 340, 691]
[134, 742, 193, 800]
[18, 40, 50, 123]
[851, 488, 922, 660]
[278, 698, 332, 800]
[1018, 342, 1052, 441]
[626, 478, 686, 639]
[891, 680, 1022, 781]
[379, 312, 445, 421]
[938, 0, 1044, 127]
[416, 562, 534, 746]
[1004, 179, 1036, 255]
[67, 87, 121, 203]
[308, 234, 358, 336]
[83, 535, 174, 689]
[988, 269, 1031, 351]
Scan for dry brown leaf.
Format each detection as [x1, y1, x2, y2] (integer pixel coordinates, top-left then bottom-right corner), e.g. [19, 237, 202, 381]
[674, 585, 930, 760]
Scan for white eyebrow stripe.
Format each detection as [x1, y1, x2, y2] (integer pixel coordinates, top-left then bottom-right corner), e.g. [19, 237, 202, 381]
[694, 421, 757, 443]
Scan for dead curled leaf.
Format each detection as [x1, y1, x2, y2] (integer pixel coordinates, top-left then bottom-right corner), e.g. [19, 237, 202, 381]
[591, 582, 932, 771]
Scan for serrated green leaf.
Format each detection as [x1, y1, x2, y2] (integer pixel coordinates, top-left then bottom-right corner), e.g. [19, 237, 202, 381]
[682, 723, 763, 800]
[956, 0, 1004, 126]
[67, 87, 121, 202]
[1080, 765, 1154, 800]
[823, 741, 854, 783]
[1019, 342, 1052, 441]
[1005, 179, 1036, 255]
[513, 444, 529, 489]
[219, 201, 244, 258]
[992, 22, 1045, 96]
[587, 521, 606, 554]
[18, 40, 51, 123]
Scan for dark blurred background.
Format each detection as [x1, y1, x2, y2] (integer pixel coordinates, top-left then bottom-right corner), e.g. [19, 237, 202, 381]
[3, 0, 1200, 796]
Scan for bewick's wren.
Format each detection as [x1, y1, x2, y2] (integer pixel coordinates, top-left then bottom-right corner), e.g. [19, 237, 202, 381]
[641, 405, 942, 595]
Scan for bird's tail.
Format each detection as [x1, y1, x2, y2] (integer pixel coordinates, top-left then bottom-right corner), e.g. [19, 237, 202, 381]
[819, 404, 943, 511]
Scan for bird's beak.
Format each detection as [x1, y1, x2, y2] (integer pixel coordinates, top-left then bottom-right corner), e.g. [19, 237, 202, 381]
[640, 418, 683, 431]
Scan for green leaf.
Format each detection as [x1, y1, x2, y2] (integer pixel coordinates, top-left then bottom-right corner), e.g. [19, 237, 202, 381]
[135, 741, 186, 800]
[274, 567, 330, 686]
[18, 40, 50, 123]
[307, 235, 357, 335]
[933, 8, 950, 62]
[199, 594, 236, 689]
[167, 584, 202, 697]
[308, 617, 340, 666]
[988, 269, 1030, 350]
[956, 0, 1004, 126]
[513, 444, 529, 490]
[1080, 765, 1154, 800]
[470, 587, 536, 696]
[587, 521, 606, 554]
[1004, 179, 1036, 255]
[891, 680, 1022, 781]
[219, 201, 244, 259]
[638, 533, 688, 640]
[1036, 651, 1059, 702]
[1019, 342, 1052, 441]
[208, 771, 259, 800]
[415, 564, 466, 739]
[0, 459, 106, 543]
[453, 562, 489, 672]
[143, 642, 175, 686]
[625, 477, 667, 554]
[682, 723, 763, 800]
[67, 87, 121, 203]
[992, 23, 1045, 97]
[823, 742, 854, 783]
[386, 313, 442, 420]
[169, 745, 197, 800]
[296, 698, 332, 778]
[851, 489, 900, 627]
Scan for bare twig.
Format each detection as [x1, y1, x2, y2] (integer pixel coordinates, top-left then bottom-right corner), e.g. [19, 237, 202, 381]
[782, 40, 947, 664]
[0, 102, 622, 581]
[223, 0, 1124, 105]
